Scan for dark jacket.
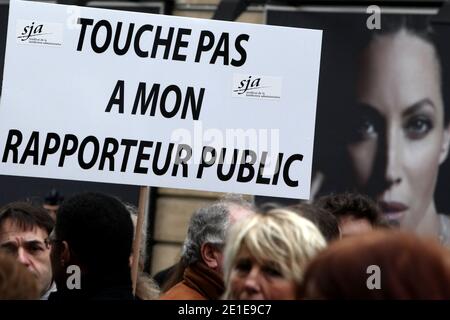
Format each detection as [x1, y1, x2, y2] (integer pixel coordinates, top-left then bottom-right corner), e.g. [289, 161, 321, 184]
[49, 274, 135, 301]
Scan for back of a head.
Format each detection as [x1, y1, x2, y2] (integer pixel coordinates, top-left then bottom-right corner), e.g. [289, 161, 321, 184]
[289, 203, 340, 242]
[0, 252, 39, 300]
[315, 192, 384, 226]
[223, 209, 327, 298]
[299, 230, 450, 299]
[56, 192, 134, 275]
[44, 189, 64, 206]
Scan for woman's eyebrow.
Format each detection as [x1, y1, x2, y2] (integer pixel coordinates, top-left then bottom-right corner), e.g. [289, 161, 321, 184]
[354, 103, 382, 116]
[350, 103, 384, 124]
[403, 98, 435, 117]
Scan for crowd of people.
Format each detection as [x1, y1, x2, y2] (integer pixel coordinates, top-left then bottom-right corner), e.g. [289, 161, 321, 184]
[0, 190, 449, 300]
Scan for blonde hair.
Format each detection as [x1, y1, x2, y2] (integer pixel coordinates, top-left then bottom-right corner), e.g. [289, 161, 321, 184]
[223, 209, 326, 299]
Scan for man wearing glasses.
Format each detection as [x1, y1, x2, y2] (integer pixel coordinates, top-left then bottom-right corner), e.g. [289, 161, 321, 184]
[0, 202, 55, 299]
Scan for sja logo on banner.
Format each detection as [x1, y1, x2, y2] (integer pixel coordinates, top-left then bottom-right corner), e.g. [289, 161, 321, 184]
[16, 20, 63, 46]
[232, 74, 282, 99]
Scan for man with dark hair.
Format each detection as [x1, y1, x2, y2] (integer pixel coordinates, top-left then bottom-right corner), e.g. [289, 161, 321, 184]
[289, 203, 340, 242]
[49, 192, 135, 300]
[314, 192, 387, 237]
[160, 195, 254, 300]
[0, 202, 55, 299]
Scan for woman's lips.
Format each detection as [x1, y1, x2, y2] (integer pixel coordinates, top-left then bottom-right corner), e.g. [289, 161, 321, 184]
[379, 201, 408, 222]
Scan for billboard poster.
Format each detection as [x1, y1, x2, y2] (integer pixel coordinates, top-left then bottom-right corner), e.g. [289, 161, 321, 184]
[265, 5, 450, 243]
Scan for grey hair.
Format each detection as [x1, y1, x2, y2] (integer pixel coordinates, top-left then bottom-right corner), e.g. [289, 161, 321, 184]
[181, 194, 254, 266]
[218, 193, 254, 211]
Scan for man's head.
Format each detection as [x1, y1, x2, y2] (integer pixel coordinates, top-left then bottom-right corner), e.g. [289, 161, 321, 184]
[181, 195, 254, 274]
[50, 192, 134, 289]
[288, 203, 341, 242]
[0, 202, 54, 297]
[43, 189, 64, 221]
[315, 192, 387, 237]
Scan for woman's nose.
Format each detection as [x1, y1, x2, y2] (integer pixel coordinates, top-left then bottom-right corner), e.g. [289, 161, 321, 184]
[384, 125, 402, 186]
[243, 267, 261, 293]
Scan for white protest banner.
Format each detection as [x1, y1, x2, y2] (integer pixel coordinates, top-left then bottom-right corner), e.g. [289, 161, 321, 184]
[0, 0, 322, 199]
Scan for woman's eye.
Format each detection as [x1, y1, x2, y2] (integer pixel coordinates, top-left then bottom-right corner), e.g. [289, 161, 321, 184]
[234, 260, 251, 274]
[262, 266, 282, 277]
[346, 104, 382, 143]
[347, 119, 378, 142]
[405, 116, 433, 139]
[356, 120, 377, 140]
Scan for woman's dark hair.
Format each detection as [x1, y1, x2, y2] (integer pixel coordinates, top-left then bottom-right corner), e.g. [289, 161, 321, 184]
[0, 252, 40, 299]
[299, 230, 450, 299]
[363, 15, 450, 125]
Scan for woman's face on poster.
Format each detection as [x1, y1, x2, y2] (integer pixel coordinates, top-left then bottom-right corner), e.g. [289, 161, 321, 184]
[347, 29, 450, 229]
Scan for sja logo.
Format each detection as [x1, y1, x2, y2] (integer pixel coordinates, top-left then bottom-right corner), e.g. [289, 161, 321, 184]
[18, 22, 45, 41]
[232, 74, 282, 99]
[234, 76, 262, 95]
[16, 20, 63, 46]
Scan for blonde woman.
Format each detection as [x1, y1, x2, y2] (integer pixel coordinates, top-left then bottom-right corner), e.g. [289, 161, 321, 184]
[223, 209, 326, 300]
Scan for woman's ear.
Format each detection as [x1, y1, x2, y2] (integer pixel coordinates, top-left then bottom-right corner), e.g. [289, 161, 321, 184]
[439, 125, 450, 165]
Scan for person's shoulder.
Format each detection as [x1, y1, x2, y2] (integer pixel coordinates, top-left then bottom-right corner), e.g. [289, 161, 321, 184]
[153, 264, 177, 287]
[40, 282, 57, 300]
[158, 281, 205, 300]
